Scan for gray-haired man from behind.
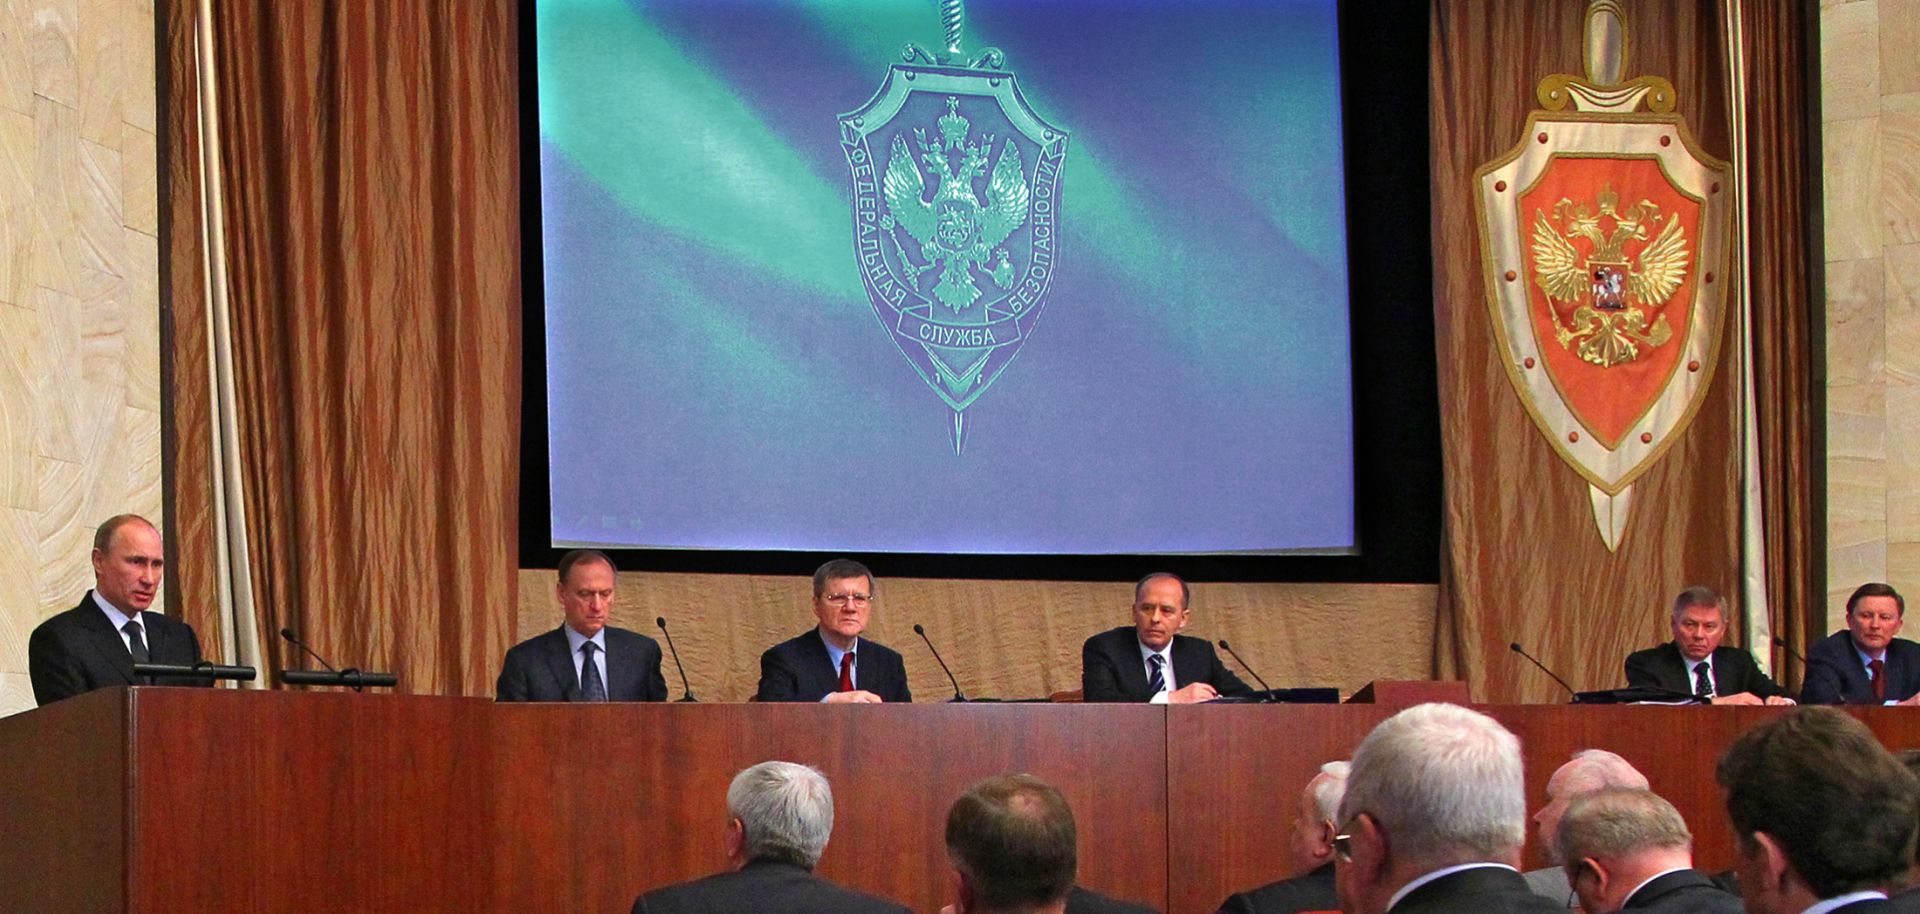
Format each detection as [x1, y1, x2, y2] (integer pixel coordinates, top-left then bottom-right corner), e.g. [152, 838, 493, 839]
[1556, 788, 1740, 914]
[1333, 703, 1565, 914]
[1525, 749, 1651, 906]
[1216, 761, 1350, 914]
[631, 761, 910, 914]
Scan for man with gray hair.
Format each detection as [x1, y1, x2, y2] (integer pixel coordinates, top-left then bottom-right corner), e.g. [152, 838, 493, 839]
[631, 761, 909, 914]
[1555, 788, 1740, 914]
[1623, 585, 1792, 705]
[1524, 749, 1652, 906]
[1216, 761, 1350, 914]
[1333, 703, 1562, 914]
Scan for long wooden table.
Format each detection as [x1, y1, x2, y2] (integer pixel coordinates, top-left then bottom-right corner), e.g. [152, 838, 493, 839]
[3, 689, 1917, 914]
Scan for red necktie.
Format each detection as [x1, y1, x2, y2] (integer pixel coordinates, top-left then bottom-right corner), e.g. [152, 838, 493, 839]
[838, 652, 855, 692]
[1871, 658, 1887, 701]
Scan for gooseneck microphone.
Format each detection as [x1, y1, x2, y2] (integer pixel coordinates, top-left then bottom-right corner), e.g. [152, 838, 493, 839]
[281, 626, 339, 674]
[1771, 636, 1810, 668]
[913, 623, 966, 702]
[1216, 639, 1276, 696]
[1508, 642, 1578, 699]
[656, 616, 698, 702]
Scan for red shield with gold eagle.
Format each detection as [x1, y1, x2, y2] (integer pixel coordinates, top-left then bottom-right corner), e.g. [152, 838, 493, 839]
[1476, 113, 1730, 549]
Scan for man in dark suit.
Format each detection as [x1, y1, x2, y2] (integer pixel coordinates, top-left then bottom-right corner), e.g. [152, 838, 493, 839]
[1335, 703, 1564, 914]
[632, 760, 909, 914]
[1082, 572, 1250, 703]
[755, 559, 910, 703]
[1623, 585, 1793, 705]
[496, 550, 666, 702]
[1717, 708, 1919, 914]
[1216, 761, 1348, 914]
[945, 773, 1078, 914]
[1554, 787, 1741, 914]
[1524, 749, 1650, 906]
[29, 514, 208, 706]
[1801, 582, 1920, 705]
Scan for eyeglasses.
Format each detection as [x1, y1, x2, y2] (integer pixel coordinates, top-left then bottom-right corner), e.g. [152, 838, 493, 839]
[1331, 814, 1362, 861]
[823, 593, 872, 607]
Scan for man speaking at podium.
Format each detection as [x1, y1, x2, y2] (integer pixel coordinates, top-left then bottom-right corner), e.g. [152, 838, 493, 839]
[29, 514, 206, 706]
[1081, 573, 1250, 703]
[496, 549, 667, 702]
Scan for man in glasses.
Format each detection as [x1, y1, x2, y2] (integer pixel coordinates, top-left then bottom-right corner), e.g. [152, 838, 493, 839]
[1215, 761, 1349, 914]
[1081, 572, 1251, 703]
[756, 558, 911, 703]
[1333, 703, 1562, 914]
[1524, 750, 1650, 906]
[1554, 788, 1740, 914]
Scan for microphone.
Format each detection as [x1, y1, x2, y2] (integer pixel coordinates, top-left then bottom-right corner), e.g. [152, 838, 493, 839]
[656, 616, 698, 702]
[1216, 639, 1276, 697]
[281, 626, 339, 674]
[913, 623, 966, 702]
[1771, 636, 1810, 668]
[1508, 642, 1577, 699]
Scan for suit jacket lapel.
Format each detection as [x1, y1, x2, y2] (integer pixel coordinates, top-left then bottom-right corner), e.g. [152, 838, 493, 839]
[80, 606, 138, 685]
[607, 633, 639, 701]
[800, 631, 837, 694]
[1118, 634, 1152, 698]
[543, 628, 581, 700]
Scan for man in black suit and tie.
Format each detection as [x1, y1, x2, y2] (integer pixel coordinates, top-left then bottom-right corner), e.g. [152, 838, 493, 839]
[1335, 703, 1565, 914]
[496, 550, 667, 702]
[1216, 761, 1348, 914]
[1082, 573, 1250, 703]
[1623, 585, 1794, 705]
[1554, 787, 1741, 914]
[29, 514, 208, 706]
[1717, 708, 1919, 914]
[944, 773, 1079, 914]
[755, 559, 910, 703]
[633, 760, 909, 914]
[1801, 583, 1920, 705]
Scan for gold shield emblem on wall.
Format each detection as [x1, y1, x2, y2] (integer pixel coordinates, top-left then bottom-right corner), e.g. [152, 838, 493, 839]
[1474, 2, 1732, 551]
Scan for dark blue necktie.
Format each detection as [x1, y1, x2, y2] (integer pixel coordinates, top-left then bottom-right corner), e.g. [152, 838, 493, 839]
[1692, 662, 1713, 699]
[579, 641, 607, 702]
[1147, 653, 1167, 695]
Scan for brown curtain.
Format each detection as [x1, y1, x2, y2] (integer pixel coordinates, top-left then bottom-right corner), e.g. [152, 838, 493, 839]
[163, 0, 520, 695]
[1431, 0, 1742, 702]
[1729, 0, 1821, 688]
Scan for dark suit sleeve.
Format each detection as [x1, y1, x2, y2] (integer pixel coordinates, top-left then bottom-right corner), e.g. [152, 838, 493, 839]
[1082, 636, 1127, 702]
[886, 650, 912, 703]
[1723, 650, 1787, 699]
[496, 647, 532, 702]
[1623, 648, 1660, 689]
[1206, 648, 1252, 697]
[756, 647, 803, 702]
[27, 623, 86, 706]
[1799, 653, 1850, 704]
[179, 624, 210, 688]
[646, 640, 669, 701]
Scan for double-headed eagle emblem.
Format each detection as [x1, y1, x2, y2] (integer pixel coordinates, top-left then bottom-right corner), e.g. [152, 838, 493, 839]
[1530, 184, 1689, 368]
[881, 97, 1031, 314]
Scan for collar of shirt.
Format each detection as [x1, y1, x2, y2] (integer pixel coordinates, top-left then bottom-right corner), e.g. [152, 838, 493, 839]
[91, 590, 141, 633]
[1800, 890, 1887, 914]
[1622, 867, 1692, 908]
[562, 624, 607, 657]
[1136, 639, 1175, 691]
[1388, 862, 1517, 912]
[820, 630, 859, 679]
[1854, 642, 1888, 669]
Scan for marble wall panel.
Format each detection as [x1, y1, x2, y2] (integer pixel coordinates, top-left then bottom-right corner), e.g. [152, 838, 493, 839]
[1824, 1, 1883, 122]
[1885, 387, 1920, 541]
[1828, 257, 1887, 384]
[1826, 117, 1885, 263]
[1884, 0, 1920, 95]
[1885, 244, 1920, 383]
[1885, 94, 1920, 246]
[0, 0, 162, 715]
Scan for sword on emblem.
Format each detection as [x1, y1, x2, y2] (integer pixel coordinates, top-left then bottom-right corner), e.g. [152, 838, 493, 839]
[840, 0, 1069, 455]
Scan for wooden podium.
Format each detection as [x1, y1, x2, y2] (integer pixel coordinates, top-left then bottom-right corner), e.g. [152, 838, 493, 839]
[5, 688, 1920, 914]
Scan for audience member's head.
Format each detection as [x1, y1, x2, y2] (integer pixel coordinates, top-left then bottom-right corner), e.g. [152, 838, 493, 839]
[1533, 749, 1650, 863]
[90, 513, 164, 613]
[1287, 761, 1351, 877]
[1717, 707, 1920, 914]
[1556, 787, 1695, 913]
[725, 761, 835, 871]
[1335, 703, 1526, 914]
[945, 773, 1077, 914]
[1844, 582, 1906, 657]
[1670, 586, 1730, 662]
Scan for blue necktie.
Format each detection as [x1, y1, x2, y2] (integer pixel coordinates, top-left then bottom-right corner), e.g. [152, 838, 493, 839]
[1148, 653, 1167, 696]
[579, 641, 607, 702]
